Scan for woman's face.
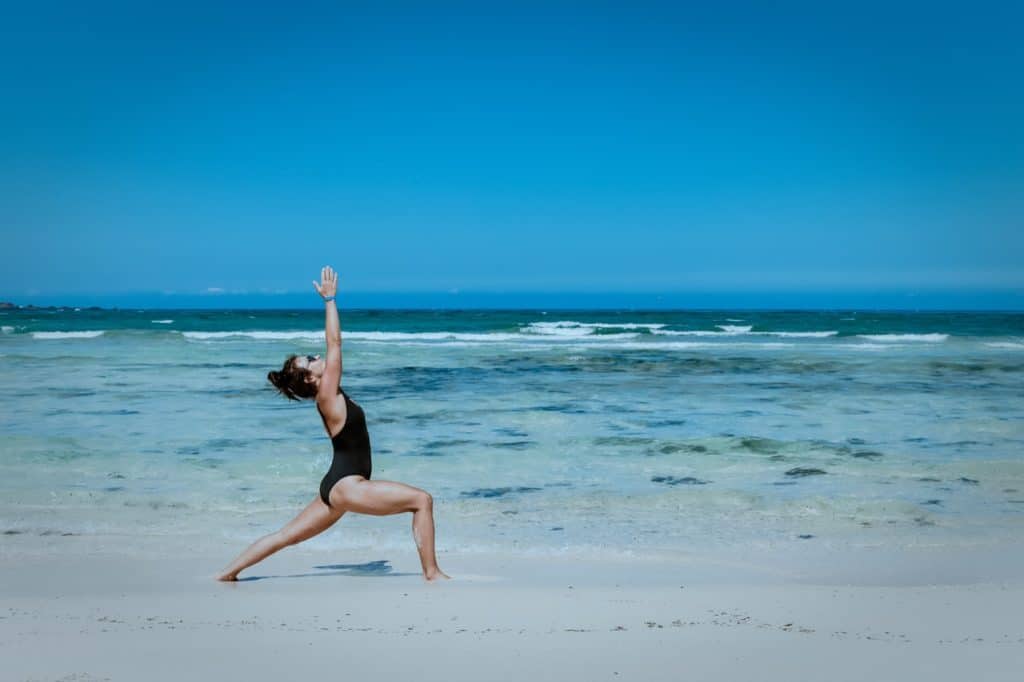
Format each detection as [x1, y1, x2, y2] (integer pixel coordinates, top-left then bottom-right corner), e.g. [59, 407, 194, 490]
[293, 354, 325, 384]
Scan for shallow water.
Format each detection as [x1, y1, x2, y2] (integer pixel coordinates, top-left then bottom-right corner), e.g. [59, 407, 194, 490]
[2, 308, 1022, 557]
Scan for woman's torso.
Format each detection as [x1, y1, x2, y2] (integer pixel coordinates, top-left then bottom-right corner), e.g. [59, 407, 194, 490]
[317, 389, 372, 505]
[326, 389, 370, 450]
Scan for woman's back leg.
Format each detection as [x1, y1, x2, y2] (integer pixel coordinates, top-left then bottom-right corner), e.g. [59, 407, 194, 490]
[217, 496, 343, 580]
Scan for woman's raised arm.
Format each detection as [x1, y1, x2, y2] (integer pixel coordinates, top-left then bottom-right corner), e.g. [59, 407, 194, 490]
[313, 266, 342, 396]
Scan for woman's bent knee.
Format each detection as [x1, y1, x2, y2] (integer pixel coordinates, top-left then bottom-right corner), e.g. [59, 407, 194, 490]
[417, 491, 433, 510]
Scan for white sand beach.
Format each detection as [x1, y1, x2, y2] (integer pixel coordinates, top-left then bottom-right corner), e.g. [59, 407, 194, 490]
[3, 535, 1022, 682]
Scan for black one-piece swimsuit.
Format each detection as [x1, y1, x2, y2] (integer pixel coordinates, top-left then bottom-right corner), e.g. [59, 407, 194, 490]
[316, 388, 372, 507]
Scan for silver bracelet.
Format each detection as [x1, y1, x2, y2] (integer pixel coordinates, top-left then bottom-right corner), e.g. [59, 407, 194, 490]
[322, 296, 335, 303]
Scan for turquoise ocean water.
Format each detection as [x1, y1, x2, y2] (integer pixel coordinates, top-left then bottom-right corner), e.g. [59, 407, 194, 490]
[2, 308, 1022, 559]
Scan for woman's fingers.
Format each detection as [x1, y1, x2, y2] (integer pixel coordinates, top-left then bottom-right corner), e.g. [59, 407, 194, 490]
[316, 266, 337, 291]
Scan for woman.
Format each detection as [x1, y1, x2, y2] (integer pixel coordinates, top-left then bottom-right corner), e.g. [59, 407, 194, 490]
[217, 266, 449, 582]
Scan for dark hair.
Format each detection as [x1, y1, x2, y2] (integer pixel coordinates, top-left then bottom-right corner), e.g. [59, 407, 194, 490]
[267, 354, 317, 401]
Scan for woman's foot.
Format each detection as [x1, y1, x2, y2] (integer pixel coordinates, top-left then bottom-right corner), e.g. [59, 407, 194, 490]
[424, 569, 450, 582]
[216, 571, 238, 582]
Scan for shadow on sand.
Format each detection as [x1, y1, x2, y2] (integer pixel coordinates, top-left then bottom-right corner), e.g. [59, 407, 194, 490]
[236, 559, 419, 582]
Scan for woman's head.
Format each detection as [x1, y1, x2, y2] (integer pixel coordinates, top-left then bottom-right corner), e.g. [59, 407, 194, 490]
[268, 354, 325, 401]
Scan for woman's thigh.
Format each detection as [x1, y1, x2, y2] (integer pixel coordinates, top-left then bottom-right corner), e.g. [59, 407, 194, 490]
[278, 496, 344, 545]
[334, 478, 426, 516]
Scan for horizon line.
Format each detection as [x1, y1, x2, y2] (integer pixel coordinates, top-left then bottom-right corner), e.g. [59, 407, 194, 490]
[4, 288, 1023, 313]
[3, 302, 1023, 314]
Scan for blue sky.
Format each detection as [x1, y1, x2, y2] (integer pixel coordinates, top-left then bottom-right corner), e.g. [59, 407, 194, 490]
[2, 1, 1022, 308]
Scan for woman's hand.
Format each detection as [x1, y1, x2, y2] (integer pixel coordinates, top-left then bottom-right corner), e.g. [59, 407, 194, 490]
[313, 266, 338, 300]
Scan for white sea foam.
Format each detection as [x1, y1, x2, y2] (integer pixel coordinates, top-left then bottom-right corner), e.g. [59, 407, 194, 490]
[182, 331, 323, 341]
[857, 334, 949, 343]
[533, 321, 665, 330]
[652, 328, 836, 339]
[31, 330, 106, 339]
[762, 331, 839, 338]
[183, 325, 661, 344]
[842, 343, 903, 351]
[173, 327, 844, 353]
[373, 340, 486, 348]
[568, 340, 797, 351]
[520, 321, 664, 339]
[170, 326, 921, 348]
[1, 325, 14, 334]
[176, 328, 831, 349]
[333, 336, 810, 351]
[985, 342, 1024, 350]
[183, 330, 537, 343]
[151, 319, 174, 324]
[652, 329, 726, 337]
[409, 332, 645, 344]
[352, 331, 526, 342]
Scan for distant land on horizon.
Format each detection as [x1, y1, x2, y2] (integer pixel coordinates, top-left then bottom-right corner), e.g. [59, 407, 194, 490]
[2, 289, 1023, 312]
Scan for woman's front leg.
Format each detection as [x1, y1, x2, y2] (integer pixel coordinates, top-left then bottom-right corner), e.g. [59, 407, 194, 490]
[336, 478, 450, 581]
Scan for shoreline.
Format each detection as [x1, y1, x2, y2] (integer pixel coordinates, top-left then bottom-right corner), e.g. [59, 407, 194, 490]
[8, 528, 1024, 585]
[5, 531, 1024, 589]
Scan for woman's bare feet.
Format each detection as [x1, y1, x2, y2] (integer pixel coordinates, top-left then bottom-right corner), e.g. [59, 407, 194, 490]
[216, 571, 238, 582]
[424, 569, 451, 582]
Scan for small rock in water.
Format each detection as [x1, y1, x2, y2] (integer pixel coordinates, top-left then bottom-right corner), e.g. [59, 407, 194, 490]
[651, 475, 709, 486]
[784, 467, 827, 477]
[460, 486, 542, 499]
[958, 477, 980, 485]
[739, 437, 780, 454]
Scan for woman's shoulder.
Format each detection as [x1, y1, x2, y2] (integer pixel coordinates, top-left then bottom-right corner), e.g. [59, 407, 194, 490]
[316, 390, 346, 414]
